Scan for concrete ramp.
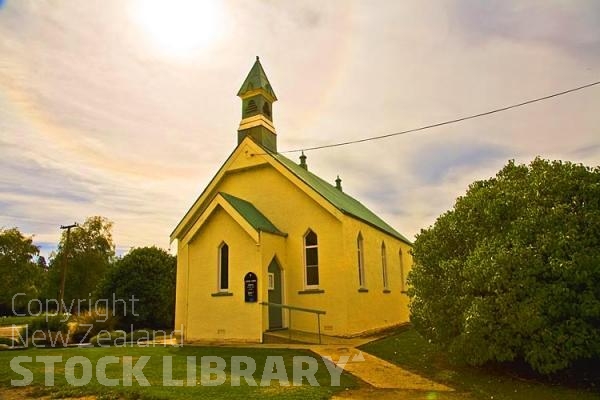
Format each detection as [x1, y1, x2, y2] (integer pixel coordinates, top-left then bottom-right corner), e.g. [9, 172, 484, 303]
[311, 346, 453, 392]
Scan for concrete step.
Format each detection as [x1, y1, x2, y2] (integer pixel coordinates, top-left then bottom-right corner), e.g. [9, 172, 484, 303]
[263, 329, 314, 344]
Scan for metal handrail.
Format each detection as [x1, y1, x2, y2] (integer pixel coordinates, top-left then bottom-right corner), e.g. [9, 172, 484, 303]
[260, 302, 326, 344]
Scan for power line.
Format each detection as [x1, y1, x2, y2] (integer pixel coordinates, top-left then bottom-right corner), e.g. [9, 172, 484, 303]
[279, 80, 600, 154]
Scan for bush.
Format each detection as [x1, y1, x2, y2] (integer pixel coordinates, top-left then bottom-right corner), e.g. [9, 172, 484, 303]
[71, 307, 118, 343]
[409, 158, 600, 374]
[89, 330, 121, 347]
[24, 315, 70, 346]
[86, 328, 170, 347]
[96, 246, 176, 329]
[26, 315, 69, 333]
[125, 329, 167, 343]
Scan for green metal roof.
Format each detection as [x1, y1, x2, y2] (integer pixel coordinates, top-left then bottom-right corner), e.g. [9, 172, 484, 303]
[219, 192, 286, 236]
[237, 57, 277, 100]
[271, 153, 412, 244]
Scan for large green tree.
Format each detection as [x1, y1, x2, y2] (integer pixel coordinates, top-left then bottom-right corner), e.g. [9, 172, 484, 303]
[47, 216, 115, 306]
[0, 228, 44, 314]
[409, 158, 600, 374]
[96, 246, 176, 329]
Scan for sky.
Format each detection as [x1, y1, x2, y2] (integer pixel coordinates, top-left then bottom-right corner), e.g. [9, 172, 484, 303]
[0, 0, 599, 258]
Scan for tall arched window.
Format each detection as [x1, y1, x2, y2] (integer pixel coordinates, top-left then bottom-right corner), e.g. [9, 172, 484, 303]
[357, 233, 365, 288]
[218, 242, 229, 291]
[399, 248, 405, 292]
[262, 101, 271, 117]
[382, 242, 389, 290]
[304, 230, 319, 287]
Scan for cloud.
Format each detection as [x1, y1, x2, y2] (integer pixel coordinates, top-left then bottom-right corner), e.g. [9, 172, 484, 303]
[0, 0, 598, 254]
[407, 140, 511, 184]
[450, 0, 600, 61]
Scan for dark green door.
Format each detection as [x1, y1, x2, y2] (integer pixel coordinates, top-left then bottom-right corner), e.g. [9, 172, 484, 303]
[267, 258, 283, 329]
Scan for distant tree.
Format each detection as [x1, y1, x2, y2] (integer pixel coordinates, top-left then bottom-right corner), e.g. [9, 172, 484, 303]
[0, 228, 43, 314]
[409, 158, 600, 374]
[96, 246, 176, 329]
[36, 255, 47, 271]
[47, 216, 115, 307]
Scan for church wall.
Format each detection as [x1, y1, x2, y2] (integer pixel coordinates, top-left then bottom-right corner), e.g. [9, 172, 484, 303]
[183, 207, 263, 342]
[341, 217, 413, 335]
[174, 241, 188, 335]
[218, 166, 350, 336]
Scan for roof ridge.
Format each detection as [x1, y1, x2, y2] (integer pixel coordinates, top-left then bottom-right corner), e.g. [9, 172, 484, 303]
[270, 152, 412, 244]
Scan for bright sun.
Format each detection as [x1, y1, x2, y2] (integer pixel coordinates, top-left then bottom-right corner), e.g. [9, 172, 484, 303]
[132, 0, 224, 58]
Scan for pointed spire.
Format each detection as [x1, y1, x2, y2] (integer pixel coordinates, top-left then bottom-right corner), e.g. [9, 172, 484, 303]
[335, 175, 342, 191]
[299, 151, 307, 170]
[237, 56, 277, 101]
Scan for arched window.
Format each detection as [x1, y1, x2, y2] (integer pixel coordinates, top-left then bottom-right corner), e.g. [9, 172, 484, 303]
[218, 243, 229, 291]
[262, 101, 271, 117]
[304, 230, 319, 287]
[399, 248, 405, 292]
[382, 242, 389, 290]
[357, 233, 365, 288]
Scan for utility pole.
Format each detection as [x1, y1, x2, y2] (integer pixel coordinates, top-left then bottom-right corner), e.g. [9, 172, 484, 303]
[58, 223, 78, 314]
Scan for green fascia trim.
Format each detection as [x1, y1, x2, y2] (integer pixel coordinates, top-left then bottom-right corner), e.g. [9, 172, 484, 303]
[271, 152, 412, 244]
[237, 58, 277, 100]
[171, 144, 241, 241]
[219, 192, 287, 237]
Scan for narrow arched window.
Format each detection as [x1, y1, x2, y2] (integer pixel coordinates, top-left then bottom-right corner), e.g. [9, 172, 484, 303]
[304, 230, 319, 287]
[218, 243, 229, 291]
[262, 101, 271, 117]
[357, 233, 365, 288]
[399, 248, 405, 292]
[382, 242, 389, 289]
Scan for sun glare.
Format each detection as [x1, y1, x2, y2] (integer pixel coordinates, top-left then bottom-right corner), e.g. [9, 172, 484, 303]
[132, 0, 224, 58]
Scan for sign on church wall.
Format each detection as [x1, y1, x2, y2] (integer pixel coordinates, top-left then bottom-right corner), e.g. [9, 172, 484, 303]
[244, 272, 258, 302]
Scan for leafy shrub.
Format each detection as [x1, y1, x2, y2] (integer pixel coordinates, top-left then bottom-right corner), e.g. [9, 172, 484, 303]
[96, 247, 176, 329]
[23, 315, 71, 346]
[125, 329, 167, 343]
[90, 332, 115, 346]
[71, 307, 118, 343]
[26, 315, 69, 333]
[409, 158, 600, 374]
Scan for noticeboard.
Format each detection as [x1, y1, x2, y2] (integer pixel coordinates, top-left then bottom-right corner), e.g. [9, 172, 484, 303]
[244, 272, 258, 303]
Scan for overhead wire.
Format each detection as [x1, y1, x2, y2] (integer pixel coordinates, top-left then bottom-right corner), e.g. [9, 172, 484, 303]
[277, 80, 600, 154]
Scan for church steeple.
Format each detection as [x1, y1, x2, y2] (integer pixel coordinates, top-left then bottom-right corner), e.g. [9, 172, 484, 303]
[237, 56, 278, 152]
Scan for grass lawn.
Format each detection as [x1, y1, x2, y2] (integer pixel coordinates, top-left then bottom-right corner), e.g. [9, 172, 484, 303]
[0, 345, 356, 399]
[360, 327, 600, 400]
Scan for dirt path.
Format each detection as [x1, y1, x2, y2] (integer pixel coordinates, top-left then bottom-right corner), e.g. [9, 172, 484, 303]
[0, 325, 22, 339]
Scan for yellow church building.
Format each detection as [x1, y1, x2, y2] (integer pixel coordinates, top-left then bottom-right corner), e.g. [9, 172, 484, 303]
[171, 57, 412, 342]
